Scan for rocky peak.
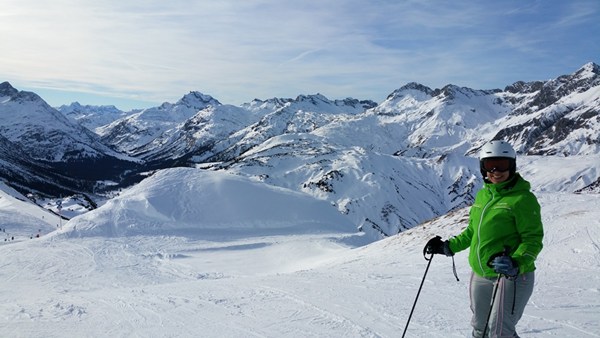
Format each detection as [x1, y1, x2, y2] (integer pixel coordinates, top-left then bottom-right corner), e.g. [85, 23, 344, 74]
[0, 81, 44, 103]
[387, 82, 434, 100]
[249, 97, 294, 106]
[58, 101, 121, 114]
[504, 80, 544, 94]
[433, 84, 460, 100]
[432, 84, 496, 101]
[574, 62, 600, 79]
[294, 93, 330, 105]
[567, 62, 600, 90]
[335, 98, 377, 110]
[0, 81, 19, 97]
[241, 97, 293, 116]
[176, 91, 221, 110]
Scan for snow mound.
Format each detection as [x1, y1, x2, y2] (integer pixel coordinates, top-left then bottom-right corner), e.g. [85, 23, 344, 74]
[59, 168, 356, 238]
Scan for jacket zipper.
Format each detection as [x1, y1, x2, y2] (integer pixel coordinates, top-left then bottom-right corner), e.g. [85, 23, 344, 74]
[476, 187, 495, 275]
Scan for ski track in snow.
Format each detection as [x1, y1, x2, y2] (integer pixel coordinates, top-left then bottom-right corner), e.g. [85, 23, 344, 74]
[0, 193, 599, 337]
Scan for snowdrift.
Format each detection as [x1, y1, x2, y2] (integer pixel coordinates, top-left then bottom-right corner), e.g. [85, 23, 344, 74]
[58, 168, 356, 238]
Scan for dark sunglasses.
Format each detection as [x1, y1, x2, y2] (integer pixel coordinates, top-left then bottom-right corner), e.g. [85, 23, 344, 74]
[482, 158, 511, 173]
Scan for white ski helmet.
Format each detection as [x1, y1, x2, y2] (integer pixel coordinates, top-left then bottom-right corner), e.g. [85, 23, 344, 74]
[479, 140, 516, 160]
[479, 140, 517, 178]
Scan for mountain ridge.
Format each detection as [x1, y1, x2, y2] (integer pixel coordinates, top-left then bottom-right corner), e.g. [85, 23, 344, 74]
[1, 62, 598, 238]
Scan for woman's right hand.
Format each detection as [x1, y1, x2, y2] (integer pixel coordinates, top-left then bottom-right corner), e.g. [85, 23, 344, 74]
[424, 236, 454, 256]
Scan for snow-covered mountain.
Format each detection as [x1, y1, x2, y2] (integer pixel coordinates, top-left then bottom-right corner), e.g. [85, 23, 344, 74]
[96, 93, 377, 164]
[97, 91, 223, 155]
[0, 82, 127, 162]
[57, 101, 131, 133]
[0, 62, 598, 238]
[371, 62, 600, 157]
[500, 62, 600, 155]
[0, 82, 140, 196]
[0, 134, 84, 196]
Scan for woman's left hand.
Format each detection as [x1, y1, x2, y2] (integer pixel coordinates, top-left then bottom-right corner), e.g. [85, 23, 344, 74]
[491, 256, 519, 277]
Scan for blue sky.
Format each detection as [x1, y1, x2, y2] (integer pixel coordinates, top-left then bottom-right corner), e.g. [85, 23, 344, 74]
[1, 0, 598, 111]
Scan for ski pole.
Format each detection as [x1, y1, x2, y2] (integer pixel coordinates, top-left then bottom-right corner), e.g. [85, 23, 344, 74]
[402, 251, 434, 338]
[482, 247, 510, 337]
[482, 274, 501, 337]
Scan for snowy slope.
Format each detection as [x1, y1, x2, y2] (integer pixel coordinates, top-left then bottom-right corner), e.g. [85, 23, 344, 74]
[0, 166, 599, 337]
[0, 181, 63, 240]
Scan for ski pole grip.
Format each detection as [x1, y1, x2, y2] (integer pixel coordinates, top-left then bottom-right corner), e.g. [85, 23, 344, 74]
[423, 235, 441, 261]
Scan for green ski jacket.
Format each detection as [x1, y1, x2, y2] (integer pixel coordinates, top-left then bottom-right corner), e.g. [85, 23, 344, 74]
[448, 173, 544, 278]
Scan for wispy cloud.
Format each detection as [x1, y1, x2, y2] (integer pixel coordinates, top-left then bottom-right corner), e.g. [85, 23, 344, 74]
[556, 1, 599, 27]
[1, 0, 598, 109]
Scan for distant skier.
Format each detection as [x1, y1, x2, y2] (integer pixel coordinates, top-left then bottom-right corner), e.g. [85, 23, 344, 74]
[425, 140, 544, 338]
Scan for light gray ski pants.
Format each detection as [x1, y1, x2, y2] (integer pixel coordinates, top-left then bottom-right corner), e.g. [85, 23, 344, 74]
[469, 271, 535, 338]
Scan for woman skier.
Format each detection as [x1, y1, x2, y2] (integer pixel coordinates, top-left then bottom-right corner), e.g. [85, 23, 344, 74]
[425, 140, 544, 338]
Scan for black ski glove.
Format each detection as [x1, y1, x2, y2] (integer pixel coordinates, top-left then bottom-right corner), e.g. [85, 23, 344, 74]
[424, 236, 454, 256]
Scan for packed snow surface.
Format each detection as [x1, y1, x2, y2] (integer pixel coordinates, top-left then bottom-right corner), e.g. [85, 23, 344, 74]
[1, 169, 599, 337]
